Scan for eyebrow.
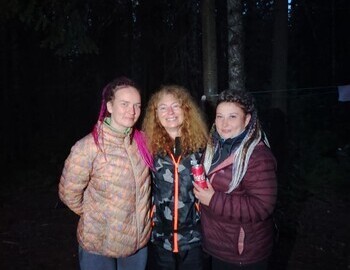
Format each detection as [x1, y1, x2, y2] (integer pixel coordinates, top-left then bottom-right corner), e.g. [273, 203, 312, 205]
[158, 101, 179, 106]
[119, 99, 141, 104]
[216, 112, 238, 115]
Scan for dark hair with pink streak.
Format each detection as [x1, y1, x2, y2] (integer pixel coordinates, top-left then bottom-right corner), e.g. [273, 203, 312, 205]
[96, 76, 139, 123]
[92, 76, 153, 169]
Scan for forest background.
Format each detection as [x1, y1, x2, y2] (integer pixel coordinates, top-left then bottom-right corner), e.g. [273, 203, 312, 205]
[1, 0, 349, 269]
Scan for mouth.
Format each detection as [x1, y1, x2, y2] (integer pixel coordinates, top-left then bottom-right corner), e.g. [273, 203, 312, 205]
[166, 117, 177, 121]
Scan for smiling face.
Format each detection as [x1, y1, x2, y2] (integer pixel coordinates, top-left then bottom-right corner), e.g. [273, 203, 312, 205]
[156, 93, 184, 139]
[215, 102, 251, 140]
[106, 86, 141, 131]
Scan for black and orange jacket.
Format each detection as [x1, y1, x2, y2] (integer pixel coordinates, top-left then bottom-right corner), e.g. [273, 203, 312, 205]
[150, 151, 203, 252]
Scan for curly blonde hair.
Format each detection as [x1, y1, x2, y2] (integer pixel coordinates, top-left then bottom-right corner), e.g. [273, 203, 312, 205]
[142, 85, 208, 156]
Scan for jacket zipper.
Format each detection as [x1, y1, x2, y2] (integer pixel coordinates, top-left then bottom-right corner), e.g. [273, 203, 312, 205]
[169, 153, 181, 253]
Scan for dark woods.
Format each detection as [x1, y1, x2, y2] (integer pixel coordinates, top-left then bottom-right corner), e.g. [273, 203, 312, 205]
[1, 0, 349, 269]
[1, 0, 349, 165]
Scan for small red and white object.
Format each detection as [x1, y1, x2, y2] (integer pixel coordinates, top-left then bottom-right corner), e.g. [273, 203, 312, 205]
[191, 163, 208, 189]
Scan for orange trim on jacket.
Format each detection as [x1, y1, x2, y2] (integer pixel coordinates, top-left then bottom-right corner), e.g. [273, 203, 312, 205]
[169, 153, 182, 253]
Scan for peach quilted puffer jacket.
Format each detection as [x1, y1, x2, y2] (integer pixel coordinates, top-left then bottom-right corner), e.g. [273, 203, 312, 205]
[59, 123, 151, 258]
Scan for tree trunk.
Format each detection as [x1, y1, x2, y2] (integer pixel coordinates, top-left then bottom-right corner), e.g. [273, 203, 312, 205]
[227, 0, 245, 91]
[270, 0, 288, 171]
[271, 0, 288, 113]
[11, 24, 22, 162]
[0, 24, 9, 164]
[330, 0, 335, 83]
[187, 0, 202, 99]
[131, 0, 143, 85]
[201, 0, 217, 102]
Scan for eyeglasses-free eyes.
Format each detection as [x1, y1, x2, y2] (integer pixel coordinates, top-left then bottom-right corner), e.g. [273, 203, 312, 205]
[157, 103, 182, 114]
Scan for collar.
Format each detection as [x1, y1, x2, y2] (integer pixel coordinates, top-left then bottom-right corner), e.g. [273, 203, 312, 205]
[104, 117, 131, 135]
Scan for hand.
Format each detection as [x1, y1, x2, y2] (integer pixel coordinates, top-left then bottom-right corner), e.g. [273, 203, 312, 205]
[193, 180, 215, 206]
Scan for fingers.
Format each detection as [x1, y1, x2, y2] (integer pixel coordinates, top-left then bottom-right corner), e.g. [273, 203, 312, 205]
[206, 180, 214, 191]
[192, 181, 199, 191]
[192, 181, 202, 200]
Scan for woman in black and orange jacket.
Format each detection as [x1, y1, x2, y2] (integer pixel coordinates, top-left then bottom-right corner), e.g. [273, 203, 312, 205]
[142, 85, 208, 270]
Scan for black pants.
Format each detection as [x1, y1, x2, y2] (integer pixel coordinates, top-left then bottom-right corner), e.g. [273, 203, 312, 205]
[148, 243, 204, 270]
[212, 256, 268, 270]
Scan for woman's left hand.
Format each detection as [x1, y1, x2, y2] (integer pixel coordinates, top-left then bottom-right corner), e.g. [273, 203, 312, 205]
[193, 180, 215, 206]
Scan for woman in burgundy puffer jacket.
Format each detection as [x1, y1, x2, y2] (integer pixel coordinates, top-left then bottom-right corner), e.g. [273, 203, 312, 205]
[194, 90, 277, 270]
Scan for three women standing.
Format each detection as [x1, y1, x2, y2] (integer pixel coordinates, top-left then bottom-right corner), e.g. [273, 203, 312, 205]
[60, 79, 276, 270]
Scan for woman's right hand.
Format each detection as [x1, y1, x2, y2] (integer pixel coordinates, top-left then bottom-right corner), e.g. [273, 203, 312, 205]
[193, 181, 215, 206]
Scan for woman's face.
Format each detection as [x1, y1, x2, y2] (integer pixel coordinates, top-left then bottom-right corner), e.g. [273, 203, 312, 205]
[107, 86, 141, 131]
[215, 102, 251, 140]
[156, 93, 184, 139]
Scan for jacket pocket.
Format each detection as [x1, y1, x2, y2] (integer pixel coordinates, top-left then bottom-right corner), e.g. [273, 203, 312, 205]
[238, 226, 245, 255]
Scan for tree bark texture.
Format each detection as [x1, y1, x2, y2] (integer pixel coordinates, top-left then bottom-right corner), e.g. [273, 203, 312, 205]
[202, 0, 217, 102]
[227, 0, 245, 91]
[271, 0, 288, 113]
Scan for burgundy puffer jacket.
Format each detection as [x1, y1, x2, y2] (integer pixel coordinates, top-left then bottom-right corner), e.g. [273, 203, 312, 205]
[200, 143, 277, 265]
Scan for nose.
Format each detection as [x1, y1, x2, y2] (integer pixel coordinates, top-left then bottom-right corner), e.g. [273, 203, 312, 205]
[127, 105, 136, 114]
[166, 106, 175, 114]
[222, 118, 229, 127]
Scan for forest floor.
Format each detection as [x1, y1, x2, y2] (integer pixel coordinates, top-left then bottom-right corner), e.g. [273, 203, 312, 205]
[0, 167, 349, 270]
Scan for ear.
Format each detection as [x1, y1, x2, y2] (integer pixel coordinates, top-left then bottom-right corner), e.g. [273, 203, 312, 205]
[245, 113, 251, 127]
[107, 101, 113, 114]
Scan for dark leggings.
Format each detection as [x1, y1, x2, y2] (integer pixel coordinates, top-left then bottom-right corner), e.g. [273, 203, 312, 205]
[212, 256, 268, 270]
[148, 243, 204, 270]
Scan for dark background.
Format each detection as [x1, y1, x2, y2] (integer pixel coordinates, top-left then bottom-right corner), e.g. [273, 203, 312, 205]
[1, 0, 349, 269]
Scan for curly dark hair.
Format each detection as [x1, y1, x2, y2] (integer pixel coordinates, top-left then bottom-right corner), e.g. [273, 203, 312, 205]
[217, 90, 256, 114]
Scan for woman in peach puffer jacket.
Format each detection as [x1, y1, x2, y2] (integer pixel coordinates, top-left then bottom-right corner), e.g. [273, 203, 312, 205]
[59, 77, 153, 270]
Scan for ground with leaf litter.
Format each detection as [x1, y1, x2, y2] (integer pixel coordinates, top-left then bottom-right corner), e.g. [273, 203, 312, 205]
[1, 172, 349, 270]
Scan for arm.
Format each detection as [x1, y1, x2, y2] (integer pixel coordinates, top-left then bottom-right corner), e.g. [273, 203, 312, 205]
[195, 147, 277, 223]
[58, 136, 95, 215]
